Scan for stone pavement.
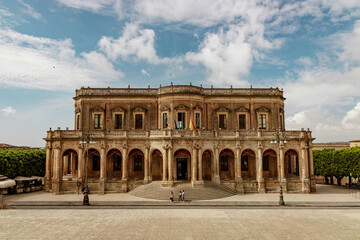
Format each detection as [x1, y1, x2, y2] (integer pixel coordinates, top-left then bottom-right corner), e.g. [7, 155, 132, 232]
[1, 208, 360, 240]
[3, 184, 360, 208]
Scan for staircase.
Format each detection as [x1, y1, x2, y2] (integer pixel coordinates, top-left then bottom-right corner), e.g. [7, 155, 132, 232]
[128, 181, 237, 201]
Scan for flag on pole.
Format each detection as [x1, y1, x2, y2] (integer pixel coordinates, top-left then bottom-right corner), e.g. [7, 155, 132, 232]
[174, 120, 178, 129]
[182, 121, 185, 129]
[190, 119, 194, 130]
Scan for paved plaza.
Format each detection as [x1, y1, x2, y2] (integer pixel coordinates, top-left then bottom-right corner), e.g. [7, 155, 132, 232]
[1, 208, 360, 240]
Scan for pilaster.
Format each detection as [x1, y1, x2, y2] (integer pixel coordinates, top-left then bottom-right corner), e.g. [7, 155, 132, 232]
[257, 143, 265, 193]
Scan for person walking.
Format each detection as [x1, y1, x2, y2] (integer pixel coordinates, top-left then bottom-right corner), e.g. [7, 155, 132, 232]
[178, 190, 182, 202]
[170, 191, 174, 202]
[182, 190, 185, 201]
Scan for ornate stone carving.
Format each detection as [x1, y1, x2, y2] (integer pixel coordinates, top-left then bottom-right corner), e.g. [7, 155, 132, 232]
[160, 105, 170, 111]
[255, 106, 270, 112]
[91, 106, 105, 112]
[133, 106, 146, 112]
[235, 106, 249, 112]
[75, 108, 81, 113]
[175, 104, 189, 110]
[215, 106, 230, 112]
[193, 105, 203, 110]
[122, 143, 128, 149]
[111, 106, 126, 112]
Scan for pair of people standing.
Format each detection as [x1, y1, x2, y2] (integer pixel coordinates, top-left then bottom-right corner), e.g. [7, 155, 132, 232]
[178, 190, 185, 202]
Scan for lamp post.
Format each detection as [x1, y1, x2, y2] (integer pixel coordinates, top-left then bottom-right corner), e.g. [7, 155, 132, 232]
[80, 128, 95, 206]
[271, 129, 286, 206]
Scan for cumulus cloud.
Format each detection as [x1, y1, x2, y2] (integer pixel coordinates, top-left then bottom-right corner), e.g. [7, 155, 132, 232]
[141, 69, 150, 77]
[99, 22, 169, 64]
[0, 28, 123, 91]
[1, 106, 16, 116]
[342, 102, 360, 130]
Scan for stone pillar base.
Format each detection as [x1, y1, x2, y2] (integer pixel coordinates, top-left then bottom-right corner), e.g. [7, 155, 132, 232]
[213, 176, 221, 184]
[161, 180, 173, 188]
[99, 178, 105, 195]
[144, 177, 150, 184]
[52, 178, 61, 195]
[280, 179, 287, 193]
[302, 178, 310, 193]
[192, 180, 204, 188]
[310, 177, 316, 192]
[44, 177, 52, 192]
[121, 179, 128, 192]
[235, 178, 244, 194]
[258, 180, 265, 193]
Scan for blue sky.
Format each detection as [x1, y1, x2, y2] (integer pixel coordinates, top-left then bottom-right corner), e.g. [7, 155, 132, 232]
[1, 0, 360, 147]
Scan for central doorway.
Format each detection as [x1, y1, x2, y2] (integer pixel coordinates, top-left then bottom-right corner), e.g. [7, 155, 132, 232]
[177, 158, 188, 180]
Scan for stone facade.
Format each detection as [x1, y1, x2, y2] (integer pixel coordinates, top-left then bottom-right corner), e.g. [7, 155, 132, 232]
[44, 84, 316, 194]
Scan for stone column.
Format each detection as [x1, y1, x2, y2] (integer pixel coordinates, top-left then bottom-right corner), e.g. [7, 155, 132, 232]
[100, 145, 106, 194]
[78, 147, 84, 179]
[235, 144, 244, 193]
[250, 102, 255, 129]
[279, 145, 287, 192]
[257, 144, 265, 193]
[144, 144, 150, 184]
[122, 144, 128, 181]
[45, 145, 52, 191]
[168, 145, 173, 187]
[198, 148, 203, 182]
[213, 144, 220, 184]
[52, 145, 61, 194]
[162, 146, 168, 182]
[63, 155, 69, 175]
[70, 153, 75, 178]
[192, 147, 197, 186]
[301, 143, 310, 193]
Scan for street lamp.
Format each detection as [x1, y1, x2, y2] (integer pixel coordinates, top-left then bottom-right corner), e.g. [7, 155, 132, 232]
[80, 128, 95, 206]
[271, 129, 286, 206]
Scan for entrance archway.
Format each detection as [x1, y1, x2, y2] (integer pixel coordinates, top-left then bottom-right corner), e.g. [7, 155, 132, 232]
[86, 148, 100, 179]
[219, 149, 235, 180]
[262, 149, 278, 180]
[151, 149, 163, 180]
[62, 149, 78, 180]
[128, 149, 144, 180]
[107, 148, 122, 180]
[285, 149, 299, 179]
[241, 149, 256, 180]
[174, 149, 191, 180]
[202, 150, 212, 180]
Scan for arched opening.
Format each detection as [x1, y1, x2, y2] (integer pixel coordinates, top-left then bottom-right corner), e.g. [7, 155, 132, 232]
[107, 148, 122, 180]
[219, 149, 235, 180]
[262, 149, 278, 180]
[202, 150, 212, 180]
[86, 148, 100, 179]
[151, 149, 163, 180]
[241, 149, 256, 180]
[128, 149, 144, 180]
[285, 149, 299, 179]
[174, 149, 191, 180]
[62, 149, 78, 180]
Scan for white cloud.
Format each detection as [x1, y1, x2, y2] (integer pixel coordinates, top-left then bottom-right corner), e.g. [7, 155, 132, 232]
[141, 69, 150, 77]
[56, 0, 118, 12]
[342, 102, 360, 130]
[18, 0, 42, 20]
[1, 106, 16, 116]
[296, 57, 313, 67]
[0, 28, 123, 91]
[99, 22, 168, 64]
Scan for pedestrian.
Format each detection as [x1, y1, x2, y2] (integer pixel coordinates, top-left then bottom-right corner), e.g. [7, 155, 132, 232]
[182, 190, 185, 201]
[178, 190, 182, 202]
[170, 191, 174, 202]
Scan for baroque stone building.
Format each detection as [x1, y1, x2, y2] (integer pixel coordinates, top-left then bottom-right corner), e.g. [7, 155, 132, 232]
[44, 84, 316, 194]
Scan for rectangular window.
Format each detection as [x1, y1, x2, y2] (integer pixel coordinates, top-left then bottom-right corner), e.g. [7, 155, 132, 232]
[241, 155, 249, 171]
[162, 112, 168, 128]
[238, 114, 246, 129]
[92, 155, 100, 171]
[195, 113, 200, 129]
[113, 155, 122, 171]
[94, 114, 102, 129]
[219, 114, 227, 129]
[114, 114, 123, 129]
[220, 155, 228, 171]
[259, 114, 266, 129]
[135, 114, 143, 129]
[263, 155, 269, 171]
[177, 112, 186, 129]
[76, 115, 80, 130]
[134, 155, 143, 171]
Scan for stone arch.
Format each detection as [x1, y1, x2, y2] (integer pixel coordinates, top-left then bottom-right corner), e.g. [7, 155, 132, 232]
[219, 149, 235, 181]
[174, 149, 191, 180]
[107, 148, 122, 180]
[241, 149, 256, 180]
[262, 149, 278, 180]
[202, 149, 213, 180]
[128, 148, 144, 180]
[61, 149, 78, 180]
[285, 149, 299, 179]
[151, 149, 163, 181]
[86, 148, 101, 179]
